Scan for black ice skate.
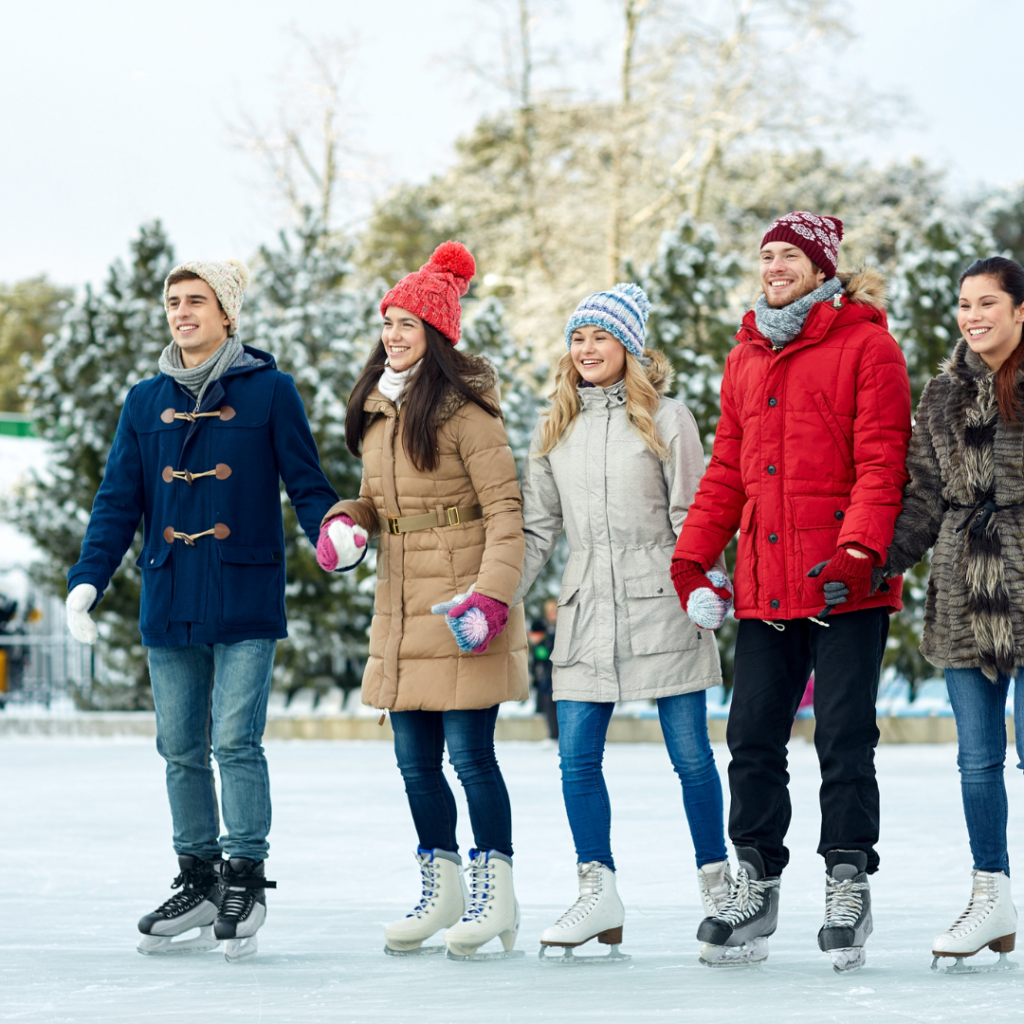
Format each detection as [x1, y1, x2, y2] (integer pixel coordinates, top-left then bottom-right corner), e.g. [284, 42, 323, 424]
[818, 850, 872, 973]
[697, 847, 780, 967]
[137, 855, 222, 955]
[214, 857, 277, 962]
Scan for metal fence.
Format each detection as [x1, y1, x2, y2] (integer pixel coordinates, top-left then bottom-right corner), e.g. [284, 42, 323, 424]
[0, 594, 93, 708]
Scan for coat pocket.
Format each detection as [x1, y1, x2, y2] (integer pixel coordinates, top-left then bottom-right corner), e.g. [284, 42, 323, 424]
[623, 572, 699, 657]
[135, 545, 172, 634]
[790, 495, 852, 607]
[736, 497, 758, 604]
[814, 392, 854, 473]
[218, 545, 285, 629]
[551, 579, 582, 667]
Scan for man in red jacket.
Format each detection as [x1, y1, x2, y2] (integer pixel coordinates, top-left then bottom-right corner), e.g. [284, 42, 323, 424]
[671, 212, 911, 971]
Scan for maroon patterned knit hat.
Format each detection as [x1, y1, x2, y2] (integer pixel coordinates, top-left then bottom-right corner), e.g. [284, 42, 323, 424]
[379, 241, 476, 345]
[761, 212, 844, 279]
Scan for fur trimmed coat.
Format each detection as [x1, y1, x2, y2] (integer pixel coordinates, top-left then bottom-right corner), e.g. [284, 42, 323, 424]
[323, 355, 528, 711]
[885, 340, 1024, 680]
[512, 352, 724, 702]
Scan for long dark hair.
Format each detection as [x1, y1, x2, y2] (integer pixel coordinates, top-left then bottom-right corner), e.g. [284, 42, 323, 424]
[960, 257, 1024, 422]
[345, 321, 500, 472]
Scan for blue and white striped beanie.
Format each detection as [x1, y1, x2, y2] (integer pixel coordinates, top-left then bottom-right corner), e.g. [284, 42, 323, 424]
[564, 283, 651, 358]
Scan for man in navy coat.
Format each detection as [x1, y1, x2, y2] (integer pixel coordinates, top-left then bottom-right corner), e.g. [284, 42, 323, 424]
[66, 258, 339, 959]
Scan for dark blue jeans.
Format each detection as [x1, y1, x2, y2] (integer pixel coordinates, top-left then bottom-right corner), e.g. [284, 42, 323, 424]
[390, 705, 513, 858]
[945, 667, 1024, 875]
[148, 639, 276, 862]
[557, 691, 727, 870]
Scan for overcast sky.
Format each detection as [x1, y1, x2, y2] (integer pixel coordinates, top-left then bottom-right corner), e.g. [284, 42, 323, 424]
[2, 0, 1020, 286]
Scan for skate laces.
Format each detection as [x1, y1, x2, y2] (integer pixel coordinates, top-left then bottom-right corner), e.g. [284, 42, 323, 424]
[715, 867, 778, 926]
[554, 864, 604, 928]
[461, 855, 497, 921]
[824, 875, 869, 928]
[948, 872, 999, 937]
[154, 865, 215, 916]
[408, 857, 442, 918]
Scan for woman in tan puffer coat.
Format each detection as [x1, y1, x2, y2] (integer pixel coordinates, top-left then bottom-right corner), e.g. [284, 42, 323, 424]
[316, 243, 527, 960]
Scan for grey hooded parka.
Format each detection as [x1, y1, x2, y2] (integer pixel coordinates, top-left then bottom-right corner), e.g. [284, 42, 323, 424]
[513, 352, 724, 702]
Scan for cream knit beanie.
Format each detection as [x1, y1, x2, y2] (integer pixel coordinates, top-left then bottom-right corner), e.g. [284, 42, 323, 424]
[164, 259, 251, 335]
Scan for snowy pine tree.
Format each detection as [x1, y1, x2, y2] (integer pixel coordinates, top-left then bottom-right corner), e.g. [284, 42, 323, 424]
[459, 296, 563, 619]
[10, 222, 177, 707]
[247, 211, 379, 693]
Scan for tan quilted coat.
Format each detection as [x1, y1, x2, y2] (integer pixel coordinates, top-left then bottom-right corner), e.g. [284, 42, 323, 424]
[324, 357, 528, 711]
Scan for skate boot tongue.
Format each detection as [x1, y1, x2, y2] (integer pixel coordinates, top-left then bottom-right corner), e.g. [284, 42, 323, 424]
[831, 864, 859, 883]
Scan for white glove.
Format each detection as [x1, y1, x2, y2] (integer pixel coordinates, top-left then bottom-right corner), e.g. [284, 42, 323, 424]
[327, 518, 369, 570]
[66, 583, 99, 645]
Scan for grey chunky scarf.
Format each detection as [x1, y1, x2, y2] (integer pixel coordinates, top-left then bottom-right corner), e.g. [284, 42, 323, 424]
[158, 334, 244, 409]
[754, 277, 844, 347]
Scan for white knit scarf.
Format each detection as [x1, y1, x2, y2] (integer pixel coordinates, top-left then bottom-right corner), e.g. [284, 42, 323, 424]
[378, 360, 421, 407]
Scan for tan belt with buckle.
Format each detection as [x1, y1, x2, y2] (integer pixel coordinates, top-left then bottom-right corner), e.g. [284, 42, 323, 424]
[380, 504, 483, 536]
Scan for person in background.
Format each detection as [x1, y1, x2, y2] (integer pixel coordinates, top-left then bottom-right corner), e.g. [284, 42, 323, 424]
[528, 597, 559, 739]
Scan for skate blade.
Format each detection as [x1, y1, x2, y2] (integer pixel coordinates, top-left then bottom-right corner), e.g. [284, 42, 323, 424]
[539, 943, 631, 965]
[224, 936, 258, 962]
[699, 938, 769, 968]
[384, 944, 447, 957]
[830, 947, 866, 973]
[931, 951, 1019, 975]
[137, 927, 219, 956]
[446, 948, 526, 962]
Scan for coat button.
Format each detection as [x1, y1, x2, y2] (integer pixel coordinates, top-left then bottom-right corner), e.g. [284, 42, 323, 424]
[656, 587, 663, 594]
[770, 599, 780, 610]
[769, 533, 778, 543]
[768, 397, 777, 407]
[149, 558, 155, 565]
[767, 465, 776, 475]
[834, 510, 844, 520]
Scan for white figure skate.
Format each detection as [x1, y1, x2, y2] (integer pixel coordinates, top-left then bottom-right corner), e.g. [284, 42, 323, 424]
[136, 855, 222, 955]
[215, 857, 276, 962]
[445, 850, 524, 961]
[698, 847, 780, 967]
[384, 849, 465, 956]
[818, 850, 872, 973]
[932, 870, 1019, 974]
[698, 859, 734, 918]
[539, 862, 631, 964]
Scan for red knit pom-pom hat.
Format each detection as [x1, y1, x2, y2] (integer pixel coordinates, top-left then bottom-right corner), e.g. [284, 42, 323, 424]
[379, 241, 476, 345]
[761, 211, 844, 279]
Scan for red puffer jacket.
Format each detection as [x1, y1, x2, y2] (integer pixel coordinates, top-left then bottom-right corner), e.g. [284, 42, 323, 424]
[673, 269, 912, 620]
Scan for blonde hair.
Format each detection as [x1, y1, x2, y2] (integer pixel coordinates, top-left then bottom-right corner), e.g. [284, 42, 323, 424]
[537, 348, 671, 460]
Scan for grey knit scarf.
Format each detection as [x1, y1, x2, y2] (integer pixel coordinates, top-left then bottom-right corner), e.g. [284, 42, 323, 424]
[754, 277, 844, 347]
[158, 334, 244, 409]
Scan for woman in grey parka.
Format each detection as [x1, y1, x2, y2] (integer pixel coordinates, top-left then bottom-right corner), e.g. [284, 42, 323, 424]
[515, 283, 731, 961]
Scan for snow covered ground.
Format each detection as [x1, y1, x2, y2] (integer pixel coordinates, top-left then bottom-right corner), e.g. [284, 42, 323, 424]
[4, 737, 1024, 1023]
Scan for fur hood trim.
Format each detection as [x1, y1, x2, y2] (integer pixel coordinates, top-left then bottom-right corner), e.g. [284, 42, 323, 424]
[434, 354, 499, 424]
[642, 349, 675, 396]
[839, 267, 886, 310]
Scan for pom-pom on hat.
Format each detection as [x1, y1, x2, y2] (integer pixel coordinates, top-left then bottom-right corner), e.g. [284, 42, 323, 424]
[164, 259, 251, 335]
[379, 241, 476, 345]
[564, 282, 651, 358]
[761, 211, 844, 280]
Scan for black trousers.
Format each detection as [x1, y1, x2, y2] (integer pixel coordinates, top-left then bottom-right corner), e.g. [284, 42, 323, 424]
[727, 607, 889, 876]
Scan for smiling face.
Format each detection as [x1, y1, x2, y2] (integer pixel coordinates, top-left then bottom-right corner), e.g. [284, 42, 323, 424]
[569, 324, 627, 388]
[382, 306, 428, 372]
[166, 278, 231, 368]
[759, 241, 826, 308]
[958, 274, 1024, 371]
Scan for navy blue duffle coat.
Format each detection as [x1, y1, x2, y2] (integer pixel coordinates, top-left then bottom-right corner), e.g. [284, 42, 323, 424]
[67, 346, 338, 647]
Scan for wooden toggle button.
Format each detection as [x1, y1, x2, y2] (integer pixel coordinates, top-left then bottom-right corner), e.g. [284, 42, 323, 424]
[215, 463, 232, 479]
[218, 406, 236, 421]
[213, 522, 231, 539]
[160, 408, 177, 424]
[163, 526, 176, 543]
[162, 466, 174, 483]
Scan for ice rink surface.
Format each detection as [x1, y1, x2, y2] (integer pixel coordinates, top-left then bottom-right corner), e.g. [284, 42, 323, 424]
[4, 736, 1024, 1023]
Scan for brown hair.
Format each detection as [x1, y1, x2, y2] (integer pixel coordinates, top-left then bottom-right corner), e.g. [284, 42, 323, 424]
[959, 257, 1024, 422]
[345, 321, 500, 472]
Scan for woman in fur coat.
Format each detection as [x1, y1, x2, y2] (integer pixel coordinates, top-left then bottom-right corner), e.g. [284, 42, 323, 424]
[883, 256, 1024, 969]
[316, 242, 529, 960]
[513, 283, 730, 962]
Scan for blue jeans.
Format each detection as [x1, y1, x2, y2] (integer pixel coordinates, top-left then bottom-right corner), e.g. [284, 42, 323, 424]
[945, 667, 1024, 875]
[558, 691, 727, 870]
[390, 705, 513, 858]
[148, 639, 276, 862]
